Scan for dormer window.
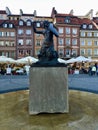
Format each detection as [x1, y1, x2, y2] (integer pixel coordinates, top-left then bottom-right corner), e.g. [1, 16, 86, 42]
[82, 24, 87, 29]
[3, 23, 7, 28]
[19, 20, 23, 26]
[9, 23, 13, 28]
[88, 24, 93, 29]
[36, 22, 41, 27]
[64, 17, 70, 23]
[27, 21, 31, 26]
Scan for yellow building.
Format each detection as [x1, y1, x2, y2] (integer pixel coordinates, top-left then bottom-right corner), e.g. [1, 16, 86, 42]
[80, 18, 98, 60]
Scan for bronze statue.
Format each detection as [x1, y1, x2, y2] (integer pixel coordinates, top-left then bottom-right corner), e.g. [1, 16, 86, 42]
[32, 20, 65, 66]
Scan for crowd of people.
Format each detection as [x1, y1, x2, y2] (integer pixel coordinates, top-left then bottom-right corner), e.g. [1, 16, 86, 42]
[68, 62, 98, 76]
[1, 62, 98, 76]
[0, 64, 30, 75]
[88, 63, 98, 76]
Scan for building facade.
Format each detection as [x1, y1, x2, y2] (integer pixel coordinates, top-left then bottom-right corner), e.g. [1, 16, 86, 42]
[1, 7, 98, 60]
[80, 18, 98, 60]
[55, 14, 80, 59]
[0, 19, 18, 59]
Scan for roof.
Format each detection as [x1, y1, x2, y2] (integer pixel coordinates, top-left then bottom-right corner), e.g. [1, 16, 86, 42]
[55, 13, 73, 17]
[21, 13, 34, 16]
[0, 20, 19, 26]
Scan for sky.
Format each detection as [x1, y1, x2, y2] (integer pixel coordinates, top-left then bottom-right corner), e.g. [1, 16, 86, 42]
[0, 0, 98, 17]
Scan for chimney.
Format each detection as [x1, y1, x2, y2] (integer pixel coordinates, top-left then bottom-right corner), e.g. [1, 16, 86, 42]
[69, 9, 74, 15]
[33, 10, 37, 16]
[85, 9, 93, 19]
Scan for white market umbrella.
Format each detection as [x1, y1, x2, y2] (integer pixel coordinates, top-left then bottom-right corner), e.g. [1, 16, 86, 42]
[0, 56, 16, 63]
[58, 58, 67, 64]
[66, 56, 92, 63]
[66, 58, 77, 63]
[16, 56, 38, 64]
[75, 56, 92, 62]
[7, 57, 16, 63]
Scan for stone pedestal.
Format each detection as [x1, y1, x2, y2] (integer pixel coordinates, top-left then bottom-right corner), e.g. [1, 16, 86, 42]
[29, 67, 69, 115]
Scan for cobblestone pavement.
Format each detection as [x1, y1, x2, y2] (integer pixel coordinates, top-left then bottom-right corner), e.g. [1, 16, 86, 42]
[69, 74, 98, 94]
[0, 75, 29, 93]
[0, 74, 98, 94]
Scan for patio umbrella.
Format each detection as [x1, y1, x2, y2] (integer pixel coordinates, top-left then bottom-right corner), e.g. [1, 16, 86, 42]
[75, 56, 92, 62]
[0, 56, 16, 64]
[16, 56, 38, 64]
[58, 58, 67, 64]
[66, 56, 92, 63]
[66, 58, 77, 63]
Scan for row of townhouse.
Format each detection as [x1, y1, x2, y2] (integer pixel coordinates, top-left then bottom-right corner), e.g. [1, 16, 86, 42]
[51, 8, 98, 60]
[0, 7, 53, 59]
[1, 7, 98, 60]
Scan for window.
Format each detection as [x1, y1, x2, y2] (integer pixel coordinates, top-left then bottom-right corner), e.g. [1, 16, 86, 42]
[36, 40, 41, 46]
[87, 49, 92, 55]
[87, 40, 92, 46]
[66, 49, 71, 55]
[58, 27, 63, 34]
[5, 41, 10, 46]
[35, 49, 40, 55]
[10, 17, 13, 20]
[5, 32, 10, 37]
[5, 52, 9, 57]
[0, 14, 3, 19]
[2, 32, 5, 36]
[9, 24, 13, 28]
[10, 41, 15, 46]
[72, 39, 77, 45]
[94, 32, 98, 37]
[80, 40, 85, 46]
[66, 38, 70, 45]
[36, 22, 40, 27]
[10, 32, 15, 37]
[3, 23, 7, 28]
[0, 41, 4, 46]
[72, 49, 77, 56]
[82, 24, 87, 29]
[26, 39, 31, 45]
[80, 49, 85, 55]
[58, 48, 64, 56]
[65, 17, 70, 23]
[88, 24, 93, 29]
[26, 50, 31, 55]
[58, 38, 64, 45]
[94, 40, 98, 46]
[72, 28, 77, 35]
[26, 29, 31, 35]
[11, 51, 15, 58]
[19, 50, 24, 55]
[94, 49, 98, 55]
[65, 27, 70, 34]
[0, 52, 4, 56]
[80, 32, 85, 37]
[18, 39, 23, 45]
[0, 32, 2, 36]
[18, 29, 23, 35]
[87, 32, 92, 37]
[19, 20, 23, 26]
[27, 21, 31, 26]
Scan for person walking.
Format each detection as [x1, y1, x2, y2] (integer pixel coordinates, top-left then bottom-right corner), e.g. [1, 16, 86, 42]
[91, 65, 96, 75]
